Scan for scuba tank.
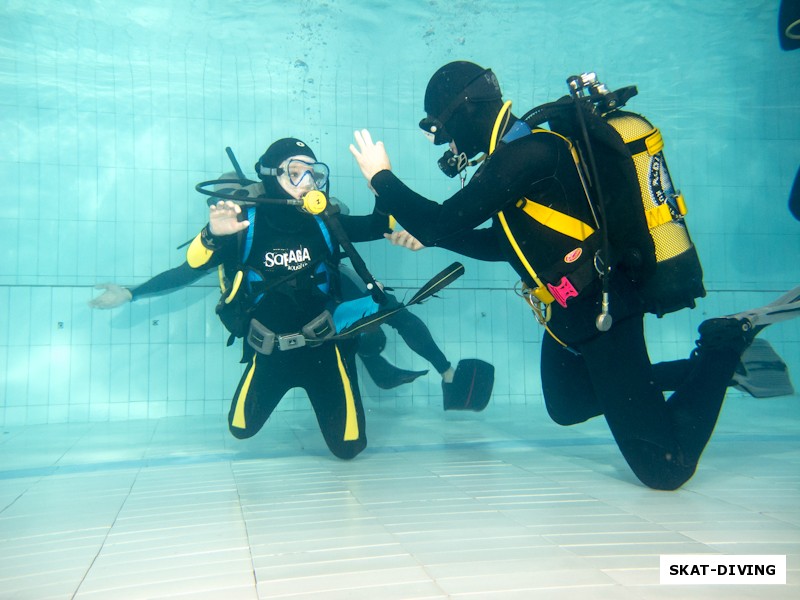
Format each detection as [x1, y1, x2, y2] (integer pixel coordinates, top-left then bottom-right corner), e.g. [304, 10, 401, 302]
[523, 73, 706, 319]
[603, 109, 705, 316]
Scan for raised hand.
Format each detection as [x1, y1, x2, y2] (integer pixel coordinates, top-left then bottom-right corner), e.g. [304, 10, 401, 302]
[349, 129, 392, 186]
[209, 200, 250, 236]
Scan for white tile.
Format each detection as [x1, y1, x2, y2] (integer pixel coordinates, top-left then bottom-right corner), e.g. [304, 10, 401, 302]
[0, 402, 797, 599]
[255, 565, 434, 598]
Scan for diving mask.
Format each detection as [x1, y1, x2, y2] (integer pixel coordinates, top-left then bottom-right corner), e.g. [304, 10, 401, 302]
[259, 159, 330, 190]
[419, 116, 452, 146]
[419, 68, 501, 146]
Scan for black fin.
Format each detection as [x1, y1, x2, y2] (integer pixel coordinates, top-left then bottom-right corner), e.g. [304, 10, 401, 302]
[731, 339, 795, 398]
[442, 359, 495, 412]
[407, 262, 465, 306]
[335, 263, 465, 339]
[725, 285, 800, 332]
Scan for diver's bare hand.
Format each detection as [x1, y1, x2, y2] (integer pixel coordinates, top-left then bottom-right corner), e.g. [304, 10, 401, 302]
[88, 283, 133, 309]
[384, 230, 425, 251]
[209, 200, 249, 236]
[349, 129, 392, 187]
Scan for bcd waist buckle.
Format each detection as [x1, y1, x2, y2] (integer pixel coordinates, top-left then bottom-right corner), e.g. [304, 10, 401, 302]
[246, 311, 335, 356]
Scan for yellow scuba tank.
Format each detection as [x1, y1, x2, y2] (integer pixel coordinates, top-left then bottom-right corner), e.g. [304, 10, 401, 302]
[603, 111, 705, 316]
[524, 74, 706, 318]
[606, 114, 691, 263]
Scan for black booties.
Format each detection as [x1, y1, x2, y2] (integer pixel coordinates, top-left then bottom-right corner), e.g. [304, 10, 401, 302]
[696, 317, 757, 356]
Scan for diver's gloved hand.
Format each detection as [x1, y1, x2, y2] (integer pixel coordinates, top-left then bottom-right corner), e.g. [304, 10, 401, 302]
[209, 200, 250, 236]
[88, 283, 132, 309]
[384, 230, 425, 251]
[349, 129, 392, 190]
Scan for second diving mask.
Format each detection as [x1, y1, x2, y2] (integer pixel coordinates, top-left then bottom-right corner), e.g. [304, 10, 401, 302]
[419, 68, 501, 146]
[419, 116, 452, 146]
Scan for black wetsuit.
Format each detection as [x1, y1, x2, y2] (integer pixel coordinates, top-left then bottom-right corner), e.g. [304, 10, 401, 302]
[188, 204, 389, 459]
[128, 262, 205, 300]
[372, 126, 740, 489]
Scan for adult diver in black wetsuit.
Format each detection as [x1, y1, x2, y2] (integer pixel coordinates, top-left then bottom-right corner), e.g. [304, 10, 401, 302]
[349, 61, 788, 489]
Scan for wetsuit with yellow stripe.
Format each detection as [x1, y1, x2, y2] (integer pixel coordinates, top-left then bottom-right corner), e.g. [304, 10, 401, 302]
[371, 117, 742, 490]
[374, 123, 643, 345]
[188, 203, 389, 459]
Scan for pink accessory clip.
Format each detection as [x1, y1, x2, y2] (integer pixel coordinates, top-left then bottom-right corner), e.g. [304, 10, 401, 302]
[547, 277, 578, 308]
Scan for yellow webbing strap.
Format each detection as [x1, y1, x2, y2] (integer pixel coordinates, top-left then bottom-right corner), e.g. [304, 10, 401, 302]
[187, 233, 213, 268]
[497, 210, 555, 305]
[490, 101, 554, 307]
[490, 102, 579, 349]
[518, 199, 595, 241]
[645, 129, 663, 155]
[645, 194, 687, 229]
[627, 127, 664, 156]
[335, 346, 359, 441]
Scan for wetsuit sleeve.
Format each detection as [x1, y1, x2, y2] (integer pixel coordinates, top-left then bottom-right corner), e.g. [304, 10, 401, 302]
[186, 224, 235, 269]
[434, 228, 506, 261]
[130, 261, 210, 301]
[338, 209, 393, 243]
[371, 134, 562, 248]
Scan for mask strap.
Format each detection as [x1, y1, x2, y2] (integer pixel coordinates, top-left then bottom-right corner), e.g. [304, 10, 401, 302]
[435, 68, 498, 126]
[258, 164, 281, 177]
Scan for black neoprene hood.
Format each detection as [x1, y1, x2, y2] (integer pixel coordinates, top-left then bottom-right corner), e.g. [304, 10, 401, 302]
[424, 61, 490, 117]
[423, 61, 504, 158]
